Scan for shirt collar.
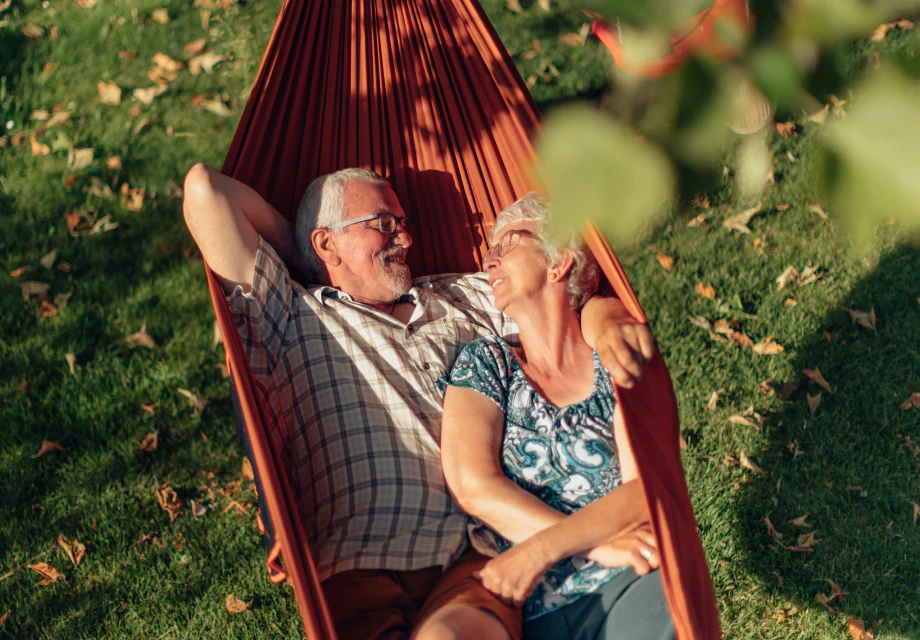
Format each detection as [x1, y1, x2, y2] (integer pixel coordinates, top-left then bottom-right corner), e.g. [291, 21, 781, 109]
[309, 284, 424, 307]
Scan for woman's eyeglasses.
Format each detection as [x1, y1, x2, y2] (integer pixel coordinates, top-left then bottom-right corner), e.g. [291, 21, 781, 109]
[484, 229, 540, 262]
[328, 212, 413, 236]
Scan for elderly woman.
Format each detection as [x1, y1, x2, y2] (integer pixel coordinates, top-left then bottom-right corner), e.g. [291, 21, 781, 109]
[428, 193, 676, 640]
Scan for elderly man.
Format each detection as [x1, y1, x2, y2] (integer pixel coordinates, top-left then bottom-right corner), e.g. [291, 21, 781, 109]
[182, 164, 655, 640]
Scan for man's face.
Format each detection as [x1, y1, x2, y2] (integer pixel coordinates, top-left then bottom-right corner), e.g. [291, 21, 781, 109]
[335, 180, 413, 300]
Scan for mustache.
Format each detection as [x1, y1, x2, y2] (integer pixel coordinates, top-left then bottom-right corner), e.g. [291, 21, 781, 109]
[379, 245, 407, 262]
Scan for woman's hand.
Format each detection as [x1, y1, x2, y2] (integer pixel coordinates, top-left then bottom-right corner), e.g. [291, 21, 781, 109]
[473, 535, 557, 607]
[587, 525, 660, 575]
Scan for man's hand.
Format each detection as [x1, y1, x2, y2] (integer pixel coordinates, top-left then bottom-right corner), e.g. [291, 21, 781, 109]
[473, 535, 556, 607]
[580, 296, 656, 389]
[587, 525, 660, 575]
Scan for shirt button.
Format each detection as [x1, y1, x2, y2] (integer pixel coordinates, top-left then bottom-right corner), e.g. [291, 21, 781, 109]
[422, 362, 430, 370]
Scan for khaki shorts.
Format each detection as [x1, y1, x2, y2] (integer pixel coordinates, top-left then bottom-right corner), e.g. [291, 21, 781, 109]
[323, 551, 522, 640]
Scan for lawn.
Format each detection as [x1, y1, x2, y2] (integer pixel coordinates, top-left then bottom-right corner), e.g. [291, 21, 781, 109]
[1, 0, 919, 638]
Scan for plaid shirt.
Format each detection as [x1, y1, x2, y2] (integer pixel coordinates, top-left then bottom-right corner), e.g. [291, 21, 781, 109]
[227, 237, 517, 581]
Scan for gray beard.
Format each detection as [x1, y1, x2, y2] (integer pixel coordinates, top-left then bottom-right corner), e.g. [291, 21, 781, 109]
[379, 249, 412, 299]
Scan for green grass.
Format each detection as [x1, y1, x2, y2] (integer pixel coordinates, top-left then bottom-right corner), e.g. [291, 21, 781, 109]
[1, 0, 919, 637]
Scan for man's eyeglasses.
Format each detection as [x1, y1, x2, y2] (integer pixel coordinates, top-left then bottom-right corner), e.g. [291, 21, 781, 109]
[328, 212, 413, 236]
[484, 229, 540, 262]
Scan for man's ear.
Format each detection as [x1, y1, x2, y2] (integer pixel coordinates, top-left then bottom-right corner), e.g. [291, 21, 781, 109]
[551, 248, 576, 281]
[312, 228, 342, 268]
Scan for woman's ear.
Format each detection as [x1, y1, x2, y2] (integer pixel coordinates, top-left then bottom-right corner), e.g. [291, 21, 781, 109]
[312, 228, 342, 268]
[549, 248, 576, 282]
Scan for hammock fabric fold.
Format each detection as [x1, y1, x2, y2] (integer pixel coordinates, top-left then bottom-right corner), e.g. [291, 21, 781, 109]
[208, 1, 721, 638]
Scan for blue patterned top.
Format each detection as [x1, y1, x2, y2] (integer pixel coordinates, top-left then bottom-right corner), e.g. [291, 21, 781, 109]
[442, 335, 626, 620]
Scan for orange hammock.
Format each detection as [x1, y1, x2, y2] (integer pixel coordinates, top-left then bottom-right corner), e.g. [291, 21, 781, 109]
[208, 1, 721, 638]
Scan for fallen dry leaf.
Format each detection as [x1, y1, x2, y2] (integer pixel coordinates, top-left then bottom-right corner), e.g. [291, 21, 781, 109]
[185, 37, 207, 57]
[729, 408, 765, 430]
[140, 433, 158, 452]
[29, 562, 64, 586]
[808, 205, 829, 222]
[723, 204, 762, 234]
[10, 266, 31, 277]
[21, 23, 45, 38]
[222, 501, 248, 516]
[808, 104, 829, 125]
[155, 482, 183, 522]
[798, 265, 821, 286]
[86, 176, 114, 198]
[57, 534, 86, 567]
[40, 249, 57, 269]
[65, 353, 76, 375]
[198, 97, 232, 116]
[765, 517, 783, 540]
[68, 148, 94, 171]
[740, 452, 762, 473]
[807, 392, 822, 417]
[0, 611, 8, 629]
[151, 8, 169, 23]
[687, 212, 707, 227]
[825, 579, 846, 601]
[126, 322, 156, 348]
[30, 134, 50, 157]
[775, 122, 796, 138]
[789, 514, 810, 527]
[796, 531, 817, 548]
[88, 214, 118, 235]
[786, 151, 797, 163]
[177, 388, 208, 417]
[241, 457, 254, 481]
[39, 300, 59, 317]
[707, 389, 724, 411]
[152, 52, 182, 73]
[655, 253, 674, 271]
[804, 367, 833, 394]
[847, 618, 877, 640]
[190, 499, 208, 518]
[845, 308, 876, 331]
[34, 440, 64, 457]
[753, 336, 785, 355]
[505, 0, 523, 12]
[189, 50, 224, 75]
[688, 315, 711, 330]
[871, 19, 914, 42]
[900, 392, 920, 410]
[226, 594, 252, 613]
[20, 281, 51, 302]
[46, 110, 71, 128]
[913, 502, 920, 526]
[814, 592, 833, 611]
[120, 183, 145, 211]
[107, 156, 123, 170]
[784, 298, 798, 308]
[775, 266, 799, 289]
[133, 85, 167, 105]
[695, 282, 716, 299]
[97, 80, 122, 105]
[141, 402, 160, 415]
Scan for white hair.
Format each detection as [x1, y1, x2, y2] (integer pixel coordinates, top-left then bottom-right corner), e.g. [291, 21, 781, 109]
[295, 168, 390, 280]
[491, 192, 600, 310]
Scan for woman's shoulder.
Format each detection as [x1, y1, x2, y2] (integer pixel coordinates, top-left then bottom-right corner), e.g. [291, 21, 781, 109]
[453, 335, 517, 378]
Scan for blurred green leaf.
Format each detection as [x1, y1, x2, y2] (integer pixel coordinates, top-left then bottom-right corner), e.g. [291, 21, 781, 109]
[537, 104, 675, 248]
[751, 43, 805, 110]
[584, 0, 712, 29]
[785, 0, 904, 44]
[820, 68, 920, 246]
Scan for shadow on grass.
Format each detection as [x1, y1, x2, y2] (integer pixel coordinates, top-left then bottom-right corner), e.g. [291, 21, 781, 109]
[737, 243, 920, 635]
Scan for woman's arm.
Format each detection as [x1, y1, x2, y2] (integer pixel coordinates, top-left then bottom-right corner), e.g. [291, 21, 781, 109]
[441, 386, 567, 544]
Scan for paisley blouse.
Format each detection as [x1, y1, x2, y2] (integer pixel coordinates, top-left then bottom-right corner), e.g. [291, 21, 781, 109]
[443, 335, 627, 620]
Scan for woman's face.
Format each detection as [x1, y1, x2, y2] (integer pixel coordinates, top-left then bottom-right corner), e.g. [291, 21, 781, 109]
[483, 220, 549, 315]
